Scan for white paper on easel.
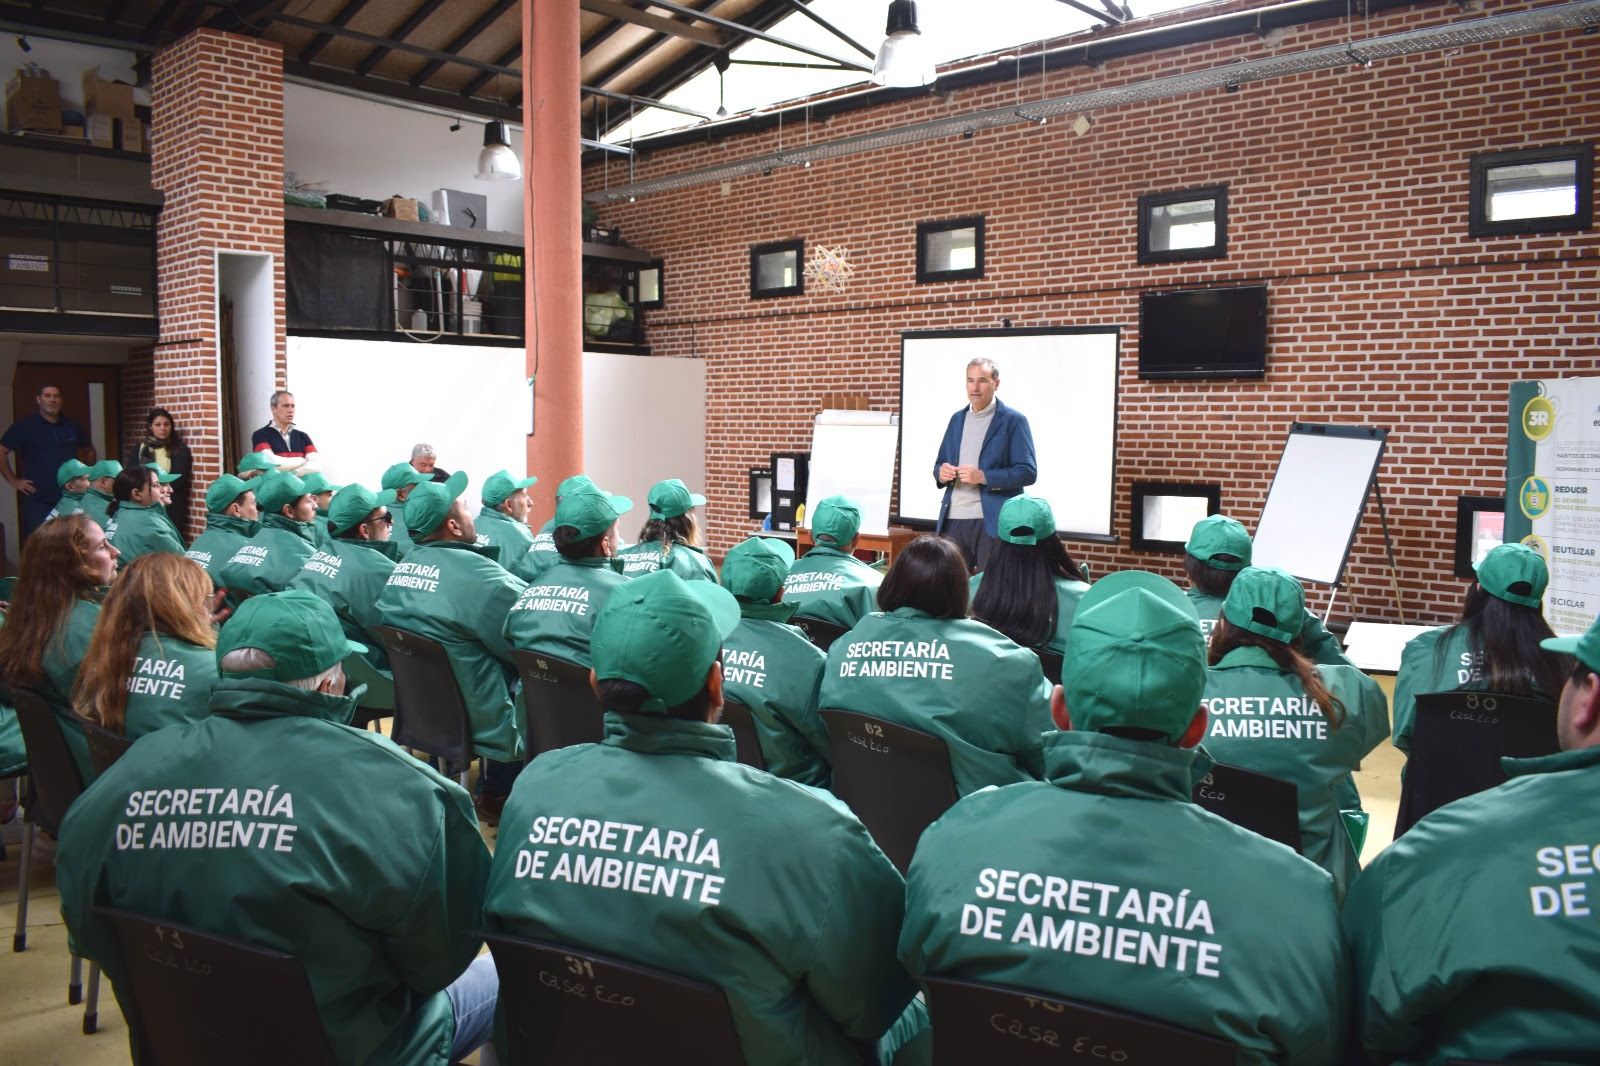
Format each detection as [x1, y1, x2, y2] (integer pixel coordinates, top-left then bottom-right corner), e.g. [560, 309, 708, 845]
[804, 411, 899, 536]
[774, 458, 796, 492]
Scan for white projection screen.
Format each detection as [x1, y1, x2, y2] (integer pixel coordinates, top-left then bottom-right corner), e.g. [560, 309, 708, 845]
[1251, 423, 1387, 586]
[897, 328, 1120, 539]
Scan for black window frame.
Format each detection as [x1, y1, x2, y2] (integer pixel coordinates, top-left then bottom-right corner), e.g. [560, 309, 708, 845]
[1468, 143, 1593, 238]
[915, 215, 986, 283]
[1137, 185, 1229, 265]
[749, 239, 804, 299]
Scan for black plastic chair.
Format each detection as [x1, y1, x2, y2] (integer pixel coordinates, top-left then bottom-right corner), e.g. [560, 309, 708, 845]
[1191, 762, 1303, 854]
[479, 931, 747, 1065]
[9, 688, 102, 1032]
[372, 625, 477, 787]
[80, 718, 135, 778]
[1034, 649, 1063, 686]
[922, 974, 1236, 1065]
[1395, 690, 1558, 838]
[720, 699, 767, 771]
[818, 709, 958, 875]
[96, 905, 338, 1066]
[510, 649, 603, 761]
[792, 616, 850, 652]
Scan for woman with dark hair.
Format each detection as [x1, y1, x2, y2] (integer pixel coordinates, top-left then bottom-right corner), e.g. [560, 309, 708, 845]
[616, 478, 716, 581]
[106, 464, 185, 561]
[1392, 543, 1571, 754]
[1202, 566, 1388, 899]
[127, 407, 194, 534]
[971, 496, 1090, 654]
[0, 514, 120, 780]
[818, 533, 1051, 796]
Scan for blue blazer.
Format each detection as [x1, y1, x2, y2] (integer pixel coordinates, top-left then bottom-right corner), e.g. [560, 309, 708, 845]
[932, 398, 1037, 538]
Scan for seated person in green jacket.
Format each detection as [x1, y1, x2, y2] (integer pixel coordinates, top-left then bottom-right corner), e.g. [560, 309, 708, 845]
[474, 468, 540, 579]
[380, 461, 433, 557]
[616, 478, 716, 580]
[298, 471, 340, 548]
[900, 571, 1349, 1066]
[45, 458, 92, 522]
[719, 535, 831, 788]
[483, 569, 919, 1065]
[106, 465, 186, 562]
[517, 473, 595, 582]
[235, 448, 277, 481]
[504, 485, 631, 668]
[288, 483, 400, 667]
[1391, 542, 1568, 754]
[213, 471, 319, 596]
[970, 495, 1091, 657]
[184, 474, 259, 580]
[1345, 614, 1599, 1062]
[54, 590, 498, 1066]
[73, 459, 121, 528]
[784, 495, 884, 628]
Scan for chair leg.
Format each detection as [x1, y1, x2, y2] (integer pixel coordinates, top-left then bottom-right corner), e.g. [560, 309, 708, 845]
[69, 953, 83, 1004]
[13, 821, 32, 952]
[82, 960, 100, 1034]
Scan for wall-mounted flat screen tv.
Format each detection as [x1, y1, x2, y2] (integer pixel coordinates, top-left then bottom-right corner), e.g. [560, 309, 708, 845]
[1138, 284, 1268, 380]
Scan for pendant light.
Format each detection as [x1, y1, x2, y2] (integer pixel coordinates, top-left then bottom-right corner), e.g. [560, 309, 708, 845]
[872, 0, 935, 88]
[475, 120, 521, 182]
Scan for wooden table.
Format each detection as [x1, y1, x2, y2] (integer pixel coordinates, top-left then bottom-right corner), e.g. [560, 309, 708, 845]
[796, 526, 920, 565]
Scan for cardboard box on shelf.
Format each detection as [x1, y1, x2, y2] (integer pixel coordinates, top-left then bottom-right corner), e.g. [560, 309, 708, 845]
[5, 70, 63, 134]
[86, 113, 115, 149]
[381, 196, 419, 221]
[115, 118, 142, 153]
[81, 67, 136, 119]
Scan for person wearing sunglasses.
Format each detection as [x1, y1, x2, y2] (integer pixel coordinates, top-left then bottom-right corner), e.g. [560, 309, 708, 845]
[289, 483, 400, 669]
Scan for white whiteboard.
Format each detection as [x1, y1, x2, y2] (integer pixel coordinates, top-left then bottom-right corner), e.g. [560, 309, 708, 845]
[897, 329, 1119, 539]
[804, 412, 899, 537]
[1251, 424, 1387, 586]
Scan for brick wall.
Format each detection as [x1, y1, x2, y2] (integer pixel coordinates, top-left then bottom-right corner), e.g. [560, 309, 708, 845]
[121, 345, 155, 456]
[584, 0, 1600, 626]
[150, 29, 285, 539]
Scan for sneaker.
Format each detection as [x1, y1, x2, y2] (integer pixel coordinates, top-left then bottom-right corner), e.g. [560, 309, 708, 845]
[474, 792, 506, 827]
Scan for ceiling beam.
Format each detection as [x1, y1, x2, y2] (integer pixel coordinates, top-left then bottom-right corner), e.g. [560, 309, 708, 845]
[459, 41, 521, 99]
[204, 0, 284, 33]
[353, 0, 447, 76]
[640, 0, 870, 71]
[284, 61, 521, 123]
[1050, 0, 1124, 26]
[579, 0, 725, 49]
[298, 0, 372, 63]
[275, 12, 519, 74]
[778, 0, 874, 60]
[409, 0, 518, 88]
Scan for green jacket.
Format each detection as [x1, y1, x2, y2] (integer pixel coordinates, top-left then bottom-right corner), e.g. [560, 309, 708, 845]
[482, 711, 916, 1065]
[0, 700, 22, 776]
[214, 513, 317, 595]
[288, 537, 400, 665]
[1345, 744, 1600, 1063]
[900, 730, 1348, 1065]
[723, 602, 831, 788]
[1201, 646, 1389, 898]
[616, 538, 718, 581]
[969, 572, 1091, 655]
[43, 597, 102, 784]
[517, 520, 561, 582]
[106, 500, 186, 561]
[184, 513, 258, 580]
[387, 500, 417, 557]
[1390, 624, 1479, 754]
[502, 554, 628, 668]
[819, 607, 1051, 796]
[73, 487, 114, 529]
[119, 631, 219, 739]
[1185, 587, 1353, 667]
[45, 490, 85, 522]
[54, 677, 491, 1066]
[783, 546, 883, 628]
[375, 539, 528, 761]
[475, 507, 540, 582]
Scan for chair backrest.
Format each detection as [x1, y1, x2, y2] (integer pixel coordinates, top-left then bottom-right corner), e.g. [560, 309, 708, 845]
[341, 648, 395, 715]
[921, 974, 1235, 1066]
[1034, 649, 1063, 686]
[371, 625, 475, 770]
[95, 906, 337, 1066]
[1395, 690, 1559, 837]
[80, 717, 135, 777]
[479, 931, 747, 1066]
[510, 649, 604, 761]
[9, 687, 87, 837]
[719, 700, 766, 771]
[818, 709, 958, 875]
[792, 616, 849, 652]
[1191, 762, 1303, 854]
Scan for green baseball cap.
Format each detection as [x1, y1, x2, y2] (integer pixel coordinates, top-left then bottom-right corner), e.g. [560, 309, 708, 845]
[721, 536, 796, 602]
[1475, 542, 1548, 608]
[255, 471, 309, 515]
[205, 474, 253, 513]
[237, 451, 277, 475]
[1063, 570, 1207, 744]
[483, 469, 538, 507]
[328, 483, 397, 535]
[1542, 619, 1600, 672]
[57, 458, 92, 488]
[647, 478, 706, 520]
[554, 488, 633, 539]
[144, 462, 182, 485]
[592, 569, 742, 711]
[557, 474, 596, 498]
[405, 470, 469, 537]
[381, 461, 433, 492]
[1221, 566, 1305, 644]
[1185, 514, 1252, 570]
[811, 495, 862, 547]
[998, 495, 1057, 546]
[216, 590, 366, 682]
[88, 459, 123, 480]
[299, 472, 341, 496]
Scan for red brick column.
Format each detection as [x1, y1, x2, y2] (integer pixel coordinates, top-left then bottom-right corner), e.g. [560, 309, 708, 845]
[149, 29, 285, 539]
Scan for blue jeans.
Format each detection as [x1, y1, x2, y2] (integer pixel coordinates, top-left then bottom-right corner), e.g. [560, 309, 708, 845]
[479, 758, 522, 799]
[446, 952, 499, 1062]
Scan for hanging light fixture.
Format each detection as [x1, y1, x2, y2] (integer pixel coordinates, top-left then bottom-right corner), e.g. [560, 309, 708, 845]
[475, 120, 521, 181]
[872, 0, 935, 88]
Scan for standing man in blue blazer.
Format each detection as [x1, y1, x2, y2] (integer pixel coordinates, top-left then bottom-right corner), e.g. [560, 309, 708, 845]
[934, 357, 1037, 571]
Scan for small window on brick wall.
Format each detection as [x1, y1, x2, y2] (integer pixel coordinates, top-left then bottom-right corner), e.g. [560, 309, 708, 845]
[1469, 143, 1593, 238]
[1138, 186, 1228, 265]
[750, 239, 803, 298]
[916, 216, 985, 283]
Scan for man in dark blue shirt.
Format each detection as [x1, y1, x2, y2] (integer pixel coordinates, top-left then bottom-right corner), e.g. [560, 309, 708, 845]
[0, 383, 95, 539]
[249, 390, 318, 472]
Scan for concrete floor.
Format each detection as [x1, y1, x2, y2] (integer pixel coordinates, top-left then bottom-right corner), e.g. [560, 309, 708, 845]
[0, 678, 1405, 1065]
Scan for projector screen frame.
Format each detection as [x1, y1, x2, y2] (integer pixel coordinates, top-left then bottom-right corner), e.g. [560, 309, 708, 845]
[1251, 422, 1388, 587]
[894, 326, 1121, 543]
[1130, 481, 1222, 554]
